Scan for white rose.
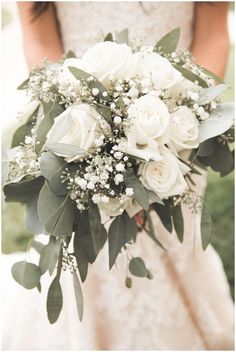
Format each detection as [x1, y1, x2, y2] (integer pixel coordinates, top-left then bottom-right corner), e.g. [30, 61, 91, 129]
[124, 94, 170, 160]
[63, 42, 134, 87]
[136, 51, 181, 89]
[139, 147, 189, 199]
[98, 196, 132, 217]
[168, 106, 199, 153]
[45, 104, 102, 162]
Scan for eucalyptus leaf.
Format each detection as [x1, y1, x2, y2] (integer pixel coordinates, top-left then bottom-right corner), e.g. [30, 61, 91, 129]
[11, 261, 41, 289]
[17, 78, 29, 90]
[152, 203, 172, 233]
[104, 33, 113, 42]
[38, 182, 74, 237]
[65, 50, 76, 58]
[3, 176, 45, 203]
[46, 143, 85, 159]
[36, 101, 64, 154]
[198, 102, 234, 143]
[108, 212, 137, 269]
[25, 193, 44, 234]
[74, 210, 97, 264]
[124, 171, 149, 211]
[197, 65, 223, 83]
[197, 138, 218, 157]
[154, 27, 180, 54]
[201, 205, 212, 250]
[197, 84, 228, 105]
[172, 204, 184, 243]
[68, 66, 112, 102]
[31, 240, 44, 254]
[92, 103, 112, 124]
[39, 237, 61, 275]
[73, 271, 84, 321]
[115, 28, 129, 44]
[73, 231, 89, 282]
[198, 142, 234, 177]
[129, 257, 150, 278]
[88, 204, 107, 254]
[40, 151, 67, 196]
[173, 64, 208, 88]
[125, 276, 132, 288]
[47, 277, 63, 324]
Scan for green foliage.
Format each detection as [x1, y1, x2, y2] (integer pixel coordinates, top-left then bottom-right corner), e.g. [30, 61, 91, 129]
[73, 231, 89, 282]
[108, 212, 137, 269]
[47, 277, 63, 324]
[154, 27, 180, 54]
[37, 182, 74, 236]
[11, 261, 41, 289]
[3, 176, 45, 203]
[73, 271, 84, 321]
[152, 203, 173, 233]
[173, 64, 208, 88]
[124, 170, 149, 210]
[129, 257, 152, 279]
[172, 204, 184, 243]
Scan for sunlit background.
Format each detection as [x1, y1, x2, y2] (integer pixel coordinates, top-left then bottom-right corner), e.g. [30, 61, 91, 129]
[1, 2, 234, 297]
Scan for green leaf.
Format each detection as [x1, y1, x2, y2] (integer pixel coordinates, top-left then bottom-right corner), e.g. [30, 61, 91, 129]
[129, 257, 151, 278]
[46, 143, 85, 159]
[39, 237, 61, 275]
[74, 210, 97, 264]
[3, 176, 45, 203]
[198, 102, 234, 143]
[108, 212, 137, 269]
[104, 33, 113, 42]
[154, 27, 180, 54]
[88, 204, 107, 254]
[17, 78, 29, 90]
[145, 211, 166, 250]
[152, 203, 173, 233]
[173, 64, 209, 88]
[35, 101, 65, 154]
[73, 231, 89, 282]
[124, 171, 149, 211]
[68, 66, 112, 102]
[65, 50, 76, 58]
[47, 277, 63, 324]
[92, 103, 112, 124]
[31, 240, 44, 254]
[11, 104, 39, 148]
[73, 271, 84, 321]
[172, 204, 184, 243]
[196, 65, 223, 83]
[11, 261, 41, 289]
[201, 205, 212, 250]
[115, 28, 129, 44]
[37, 182, 74, 236]
[125, 276, 132, 288]
[25, 193, 44, 234]
[197, 138, 218, 157]
[197, 84, 228, 105]
[40, 151, 67, 196]
[198, 141, 234, 177]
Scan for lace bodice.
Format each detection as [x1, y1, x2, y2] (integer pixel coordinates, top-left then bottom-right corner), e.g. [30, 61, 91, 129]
[55, 2, 194, 57]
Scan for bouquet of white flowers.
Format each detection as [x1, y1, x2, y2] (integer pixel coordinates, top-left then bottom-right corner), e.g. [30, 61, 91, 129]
[3, 28, 234, 324]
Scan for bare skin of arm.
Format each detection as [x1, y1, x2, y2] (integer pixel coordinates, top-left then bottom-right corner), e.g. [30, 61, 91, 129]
[191, 2, 229, 79]
[17, 2, 230, 225]
[17, 2, 63, 69]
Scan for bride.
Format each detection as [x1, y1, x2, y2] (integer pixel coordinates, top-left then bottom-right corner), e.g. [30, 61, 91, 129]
[3, 2, 234, 350]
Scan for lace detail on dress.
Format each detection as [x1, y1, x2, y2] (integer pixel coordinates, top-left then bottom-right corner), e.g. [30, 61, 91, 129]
[55, 2, 194, 57]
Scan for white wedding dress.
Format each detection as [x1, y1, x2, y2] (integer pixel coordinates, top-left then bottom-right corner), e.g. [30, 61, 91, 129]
[2, 2, 234, 350]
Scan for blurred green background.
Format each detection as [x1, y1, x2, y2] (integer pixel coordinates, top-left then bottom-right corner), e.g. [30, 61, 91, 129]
[1, 4, 234, 298]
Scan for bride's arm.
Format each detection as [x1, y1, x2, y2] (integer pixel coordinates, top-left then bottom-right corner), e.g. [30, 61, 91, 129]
[17, 2, 63, 70]
[191, 2, 229, 78]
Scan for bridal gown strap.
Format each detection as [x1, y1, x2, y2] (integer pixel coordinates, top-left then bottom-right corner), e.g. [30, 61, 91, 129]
[2, 2, 234, 350]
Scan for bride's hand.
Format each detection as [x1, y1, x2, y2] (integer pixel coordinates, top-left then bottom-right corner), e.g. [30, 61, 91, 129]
[134, 210, 145, 226]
